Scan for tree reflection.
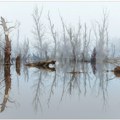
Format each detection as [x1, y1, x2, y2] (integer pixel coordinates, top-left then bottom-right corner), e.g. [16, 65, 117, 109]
[32, 70, 43, 112]
[94, 62, 109, 107]
[30, 61, 115, 112]
[16, 55, 21, 75]
[67, 62, 81, 95]
[47, 70, 56, 106]
[0, 60, 118, 113]
[31, 65, 56, 112]
[0, 65, 12, 112]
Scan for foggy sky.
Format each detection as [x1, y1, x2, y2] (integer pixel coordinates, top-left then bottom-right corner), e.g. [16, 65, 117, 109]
[0, 2, 120, 45]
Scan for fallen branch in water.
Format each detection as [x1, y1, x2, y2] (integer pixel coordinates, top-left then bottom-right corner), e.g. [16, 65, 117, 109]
[25, 60, 56, 67]
[25, 60, 56, 71]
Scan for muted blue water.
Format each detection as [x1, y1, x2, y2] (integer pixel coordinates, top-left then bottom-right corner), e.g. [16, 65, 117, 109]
[0, 62, 120, 119]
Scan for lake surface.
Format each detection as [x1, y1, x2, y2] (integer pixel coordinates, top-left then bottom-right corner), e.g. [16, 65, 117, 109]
[0, 1, 120, 119]
[0, 61, 120, 119]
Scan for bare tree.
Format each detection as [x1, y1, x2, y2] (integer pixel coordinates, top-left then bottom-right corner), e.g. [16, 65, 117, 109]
[32, 7, 44, 58]
[82, 23, 91, 62]
[0, 17, 15, 112]
[65, 22, 82, 62]
[21, 38, 30, 63]
[93, 10, 109, 63]
[48, 12, 57, 59]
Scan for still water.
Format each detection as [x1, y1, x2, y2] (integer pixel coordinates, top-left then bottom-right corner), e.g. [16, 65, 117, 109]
[0, 61, 120, 119]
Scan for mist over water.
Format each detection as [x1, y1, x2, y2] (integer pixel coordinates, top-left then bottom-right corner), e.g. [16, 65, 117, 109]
[0, 1, 120, 119]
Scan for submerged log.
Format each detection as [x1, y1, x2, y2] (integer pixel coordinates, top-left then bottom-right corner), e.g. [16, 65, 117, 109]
[107, 66, 120, 77]
[25, 60, 56, 72]
[25, 60, 56, 67]
[113, 66, 120, 77]
[35, 65, 56, 72]
[114, 66, 120, 72]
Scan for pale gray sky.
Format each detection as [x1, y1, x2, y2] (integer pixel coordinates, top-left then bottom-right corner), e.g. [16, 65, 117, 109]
[0, 2, 120, 42]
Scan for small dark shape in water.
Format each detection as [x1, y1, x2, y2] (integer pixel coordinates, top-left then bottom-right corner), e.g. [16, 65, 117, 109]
[91, 62, 96, 75]
[67, 71, 81, 74]
[90, 48, 96, 75]
[91, 48, 96, 63]
[113, 66, 120, 77]
[16, 55, 21, 75]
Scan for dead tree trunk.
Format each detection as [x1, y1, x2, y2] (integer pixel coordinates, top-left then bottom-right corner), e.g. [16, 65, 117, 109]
[4, 35, 11, 65]
[0, 17, 12, 112]
[1, 17, 11, 65]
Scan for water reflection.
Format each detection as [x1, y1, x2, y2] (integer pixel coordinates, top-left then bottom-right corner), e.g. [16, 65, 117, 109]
[0, 61, 120, 118]
[28, 63, 56, 111]
[32, 70, 43, 112]
[0, 65, 12, 112]
[15, 55, 21, 75]
[30, 61, 120, 112]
